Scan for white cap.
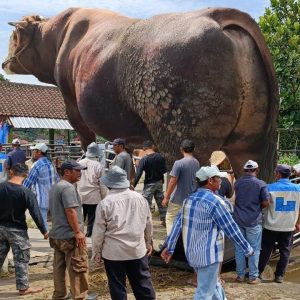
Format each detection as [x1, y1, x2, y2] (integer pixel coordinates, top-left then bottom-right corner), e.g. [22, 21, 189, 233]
[196, 166, 223, 181]
[243, 160, 258, 170]
[12, 138, 20, 145]
[30, 143, 48, 153]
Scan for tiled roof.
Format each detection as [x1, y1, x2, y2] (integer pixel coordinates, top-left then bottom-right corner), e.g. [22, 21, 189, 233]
[0, 81, 67, 119]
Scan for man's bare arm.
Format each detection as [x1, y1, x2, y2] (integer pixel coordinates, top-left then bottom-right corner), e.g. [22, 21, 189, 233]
[65, 207, 86, 247]
[162, 176, 178, 207]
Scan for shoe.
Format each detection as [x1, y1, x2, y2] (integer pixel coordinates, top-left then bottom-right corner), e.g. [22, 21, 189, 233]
[235, 276, 245, 283]
[248, 277, 261, 284]
[85, 233, 92, 238]
[274, 276, 284, 283]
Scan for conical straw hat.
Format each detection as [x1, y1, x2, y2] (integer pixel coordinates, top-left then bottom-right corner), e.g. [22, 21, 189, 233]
[210, 151, 226, 166]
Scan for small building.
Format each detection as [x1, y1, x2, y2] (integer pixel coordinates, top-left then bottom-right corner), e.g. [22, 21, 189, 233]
[0, 81, 73, 144]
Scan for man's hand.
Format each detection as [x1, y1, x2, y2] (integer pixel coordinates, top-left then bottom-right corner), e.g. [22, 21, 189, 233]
[146, 244, 153, 257]
[75, 231, 86, 248]
[162, 197, 169, 208]
[295, 223, 300, 232]
[94, 253, 102, 265]
[161, 248, 172, 263]
[43, 232, 49, 240]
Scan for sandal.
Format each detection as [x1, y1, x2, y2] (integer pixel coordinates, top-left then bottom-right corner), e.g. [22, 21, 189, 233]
[19, 286, 43, 296]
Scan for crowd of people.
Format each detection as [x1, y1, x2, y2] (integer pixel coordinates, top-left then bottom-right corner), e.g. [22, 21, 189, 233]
[0, 137, 300, 300]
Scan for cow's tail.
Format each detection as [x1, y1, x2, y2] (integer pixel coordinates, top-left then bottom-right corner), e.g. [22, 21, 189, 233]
[205, 8, 279, 182]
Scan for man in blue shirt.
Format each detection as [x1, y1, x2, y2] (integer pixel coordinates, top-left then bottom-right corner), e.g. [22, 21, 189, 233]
[23, 143, 59, 231]
[5, 138, 26, 170]
[259, 164, 300, 283]
[233, 160, 269, 284]
[161, 166, 253, 300]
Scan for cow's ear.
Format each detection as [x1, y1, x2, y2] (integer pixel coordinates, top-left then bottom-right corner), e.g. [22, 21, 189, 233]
[8, 21, 28, 28]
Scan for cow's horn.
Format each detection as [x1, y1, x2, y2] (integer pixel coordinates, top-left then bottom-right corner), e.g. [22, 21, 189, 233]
[8, 21, 27, 27]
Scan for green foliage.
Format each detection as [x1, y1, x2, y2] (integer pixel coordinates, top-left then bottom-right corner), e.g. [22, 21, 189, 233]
[259, 0, 300, 128]
[0, 74, 8, 81]
[278, 152, 299, 166]
[278, 129, 300, 150]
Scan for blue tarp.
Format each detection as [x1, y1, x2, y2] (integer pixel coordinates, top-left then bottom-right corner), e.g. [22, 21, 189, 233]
[0, 123, 9, 144]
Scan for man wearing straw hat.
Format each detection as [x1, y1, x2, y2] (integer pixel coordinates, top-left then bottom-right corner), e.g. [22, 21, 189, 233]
[77, 142, 107, 237]
[92, 166, 155, 300]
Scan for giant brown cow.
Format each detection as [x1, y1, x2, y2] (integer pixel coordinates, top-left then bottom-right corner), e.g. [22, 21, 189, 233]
[2, 7, 278, 181]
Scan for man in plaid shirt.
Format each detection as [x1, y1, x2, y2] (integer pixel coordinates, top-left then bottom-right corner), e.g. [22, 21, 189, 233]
[24, 143, 59, 230]
[161, 166, 253, 300]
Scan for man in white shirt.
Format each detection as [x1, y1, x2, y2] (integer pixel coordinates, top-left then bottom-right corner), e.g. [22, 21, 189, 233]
[92, 166, 155, 300]
[259, 164, 300, 283]
[77, 142, 107, 237]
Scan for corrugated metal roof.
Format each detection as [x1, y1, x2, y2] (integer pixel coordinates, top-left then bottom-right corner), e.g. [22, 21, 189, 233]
[9, 117, 73, 130]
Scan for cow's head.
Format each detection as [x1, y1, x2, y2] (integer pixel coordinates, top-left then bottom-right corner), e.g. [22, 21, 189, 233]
[2, 15, 46, 75]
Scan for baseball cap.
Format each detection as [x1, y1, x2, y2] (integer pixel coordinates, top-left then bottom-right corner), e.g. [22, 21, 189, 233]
[30, 143, 48, 153]
[12, 138, 20, 145]
[196, 166, 223, 181]
[61, 160, 87, 173]
[243, 160, 258, 170]
[142, 140, 154, 149]
[275, 164, 291, 177]
[110, 138, 125, 146]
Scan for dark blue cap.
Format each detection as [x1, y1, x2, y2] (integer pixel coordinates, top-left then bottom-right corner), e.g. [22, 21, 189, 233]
[61, 160, 87, 172]
[110, 138, 125, 146]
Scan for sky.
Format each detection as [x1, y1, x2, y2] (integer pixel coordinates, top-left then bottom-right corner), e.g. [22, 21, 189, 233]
[0, 0, 270, 85]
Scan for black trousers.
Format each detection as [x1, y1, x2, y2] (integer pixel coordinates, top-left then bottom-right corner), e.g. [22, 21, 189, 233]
[258, 228, 293, 277]
[82, 204, 97, 237]
[103, 256, 155, 300]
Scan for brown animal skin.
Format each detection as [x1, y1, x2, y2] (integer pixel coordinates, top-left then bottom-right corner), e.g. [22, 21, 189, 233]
[2, 7, 279, 181]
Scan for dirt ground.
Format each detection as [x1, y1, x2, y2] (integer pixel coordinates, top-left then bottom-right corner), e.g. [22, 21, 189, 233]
[1, 216, 300, 299]
[1, 261, 300, 300]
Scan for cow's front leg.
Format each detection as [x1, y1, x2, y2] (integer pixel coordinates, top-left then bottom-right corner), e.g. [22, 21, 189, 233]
[65, 103, 96, 151]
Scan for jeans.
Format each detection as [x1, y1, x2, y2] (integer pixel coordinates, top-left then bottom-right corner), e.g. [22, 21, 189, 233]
[258, 229, 293, 277]
[194, 262, 225, 300]
[39, 207, 48, 231]
[234, 224, 262, 279]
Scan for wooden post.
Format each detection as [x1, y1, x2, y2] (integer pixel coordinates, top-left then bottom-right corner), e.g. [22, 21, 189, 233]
[49, 129, 55, 145]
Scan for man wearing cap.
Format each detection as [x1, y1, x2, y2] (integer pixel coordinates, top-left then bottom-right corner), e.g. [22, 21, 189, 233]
[49, 160, 97, 300]
[5, 138, 26, 170]
[92, 166, 155, 300]
[233, 160, 269, 284]
[162, 139, 200, 235]
[133, 140, 167, 226]
[111, 138, 133, 181]
[259, 164, 300, 283]
[77, 142, 107, 237]
[161, 166, 253, 299]
[0, 163, 48, 296]
[23, 143, 59, 231]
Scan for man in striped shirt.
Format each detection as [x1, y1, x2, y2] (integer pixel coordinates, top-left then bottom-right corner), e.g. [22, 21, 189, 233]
[24, 143, 59, 231]
[161, 166, 253, 300]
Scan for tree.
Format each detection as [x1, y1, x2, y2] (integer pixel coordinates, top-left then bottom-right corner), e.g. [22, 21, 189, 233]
[259, 0, 300, 128]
